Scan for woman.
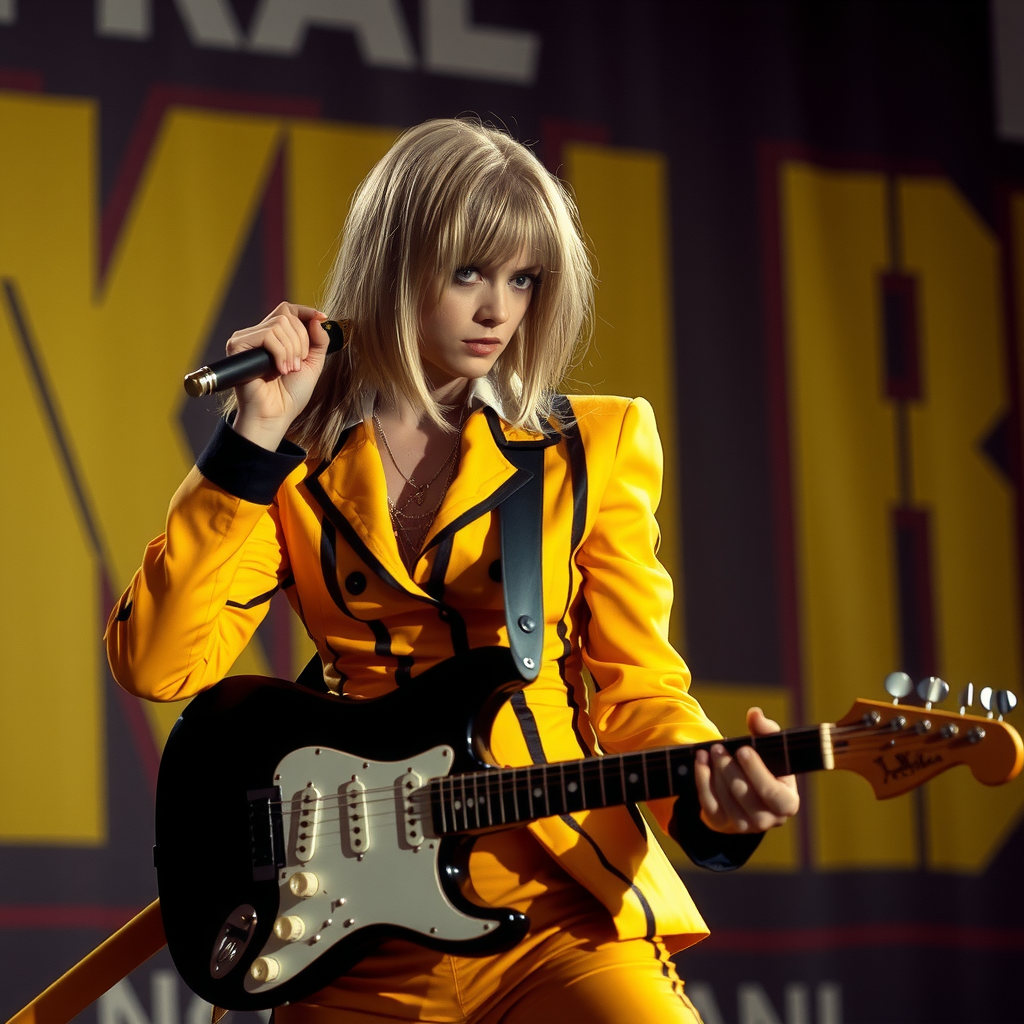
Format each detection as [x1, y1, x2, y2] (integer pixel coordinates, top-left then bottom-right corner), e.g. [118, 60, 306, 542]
[106, 118, 797, 1023]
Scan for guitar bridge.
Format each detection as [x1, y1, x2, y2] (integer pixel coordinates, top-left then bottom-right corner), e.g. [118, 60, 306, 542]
[247, 786, 285, 882]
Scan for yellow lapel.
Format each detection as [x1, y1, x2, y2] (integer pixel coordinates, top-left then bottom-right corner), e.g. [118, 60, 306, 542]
[309, 420, 420, 593]
[422, 407, 522, 546]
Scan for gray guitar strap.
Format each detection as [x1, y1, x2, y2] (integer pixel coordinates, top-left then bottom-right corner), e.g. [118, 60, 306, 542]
[497, 440, 546, 681]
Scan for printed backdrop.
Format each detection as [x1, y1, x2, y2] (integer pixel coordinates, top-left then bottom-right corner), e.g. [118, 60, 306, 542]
[1, 2, 1023, 1023]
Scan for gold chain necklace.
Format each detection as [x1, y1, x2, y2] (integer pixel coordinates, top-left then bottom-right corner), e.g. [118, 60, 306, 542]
[374, 410, 465, 569]
[373, 412, 461, 507]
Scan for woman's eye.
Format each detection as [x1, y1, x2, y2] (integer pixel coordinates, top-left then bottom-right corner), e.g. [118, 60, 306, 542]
[454, 266, 479, 283]
[511, 274, 536, 291]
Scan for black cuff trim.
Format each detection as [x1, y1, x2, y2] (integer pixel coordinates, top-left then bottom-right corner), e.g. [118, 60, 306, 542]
[196, 418, 305, 505]
[669, 787, 763, 872]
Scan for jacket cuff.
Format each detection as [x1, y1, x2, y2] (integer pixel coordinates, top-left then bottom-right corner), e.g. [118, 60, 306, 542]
[670, 787, 763, 872]
[196, 418, 306, 505]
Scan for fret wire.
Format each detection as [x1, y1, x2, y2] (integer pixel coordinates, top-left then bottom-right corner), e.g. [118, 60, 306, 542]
[542, 764, 551, 817]
[526, 766, 535, 820]
[618, 753, 627, 803]
[498, 766, 506, 825]
[558, 761, 566, 814]
[460, 773, 468, 832]
[472, 772, 481, 829]
[782, 729, 791, 775]
[579, 760, 587, 810]
[641, 749, 650, 801]
[599, 757, 607, 807]
[664, 748, 672, 796]
[512, 767, 520, 823]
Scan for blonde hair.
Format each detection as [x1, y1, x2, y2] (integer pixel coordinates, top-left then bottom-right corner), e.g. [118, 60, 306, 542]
[287, 118, 594, 460]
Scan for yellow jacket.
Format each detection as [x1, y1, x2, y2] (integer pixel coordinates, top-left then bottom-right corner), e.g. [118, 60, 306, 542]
[107, 394, 727, 952]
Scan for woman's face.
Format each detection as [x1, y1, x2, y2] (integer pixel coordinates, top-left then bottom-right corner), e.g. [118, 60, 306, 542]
[418, 250, 539, 389]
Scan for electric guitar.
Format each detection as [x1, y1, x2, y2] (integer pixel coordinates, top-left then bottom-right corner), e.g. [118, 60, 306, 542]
[154, 646, 1023, 1010]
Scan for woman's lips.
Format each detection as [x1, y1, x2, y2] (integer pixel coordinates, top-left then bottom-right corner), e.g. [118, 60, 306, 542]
[463, 339, 501, 355]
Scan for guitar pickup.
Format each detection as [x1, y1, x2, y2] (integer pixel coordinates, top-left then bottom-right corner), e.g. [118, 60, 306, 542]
[294, 783, 321, 864]
[401, 770, 425, 848]
[247, 786, 285, 882]
[341, 777, 369, 857]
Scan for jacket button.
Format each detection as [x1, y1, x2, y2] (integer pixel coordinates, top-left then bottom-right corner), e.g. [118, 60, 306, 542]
[489, 559, 502, 582]
[345, 572, 367, 595]
[518, 615, 536, 633]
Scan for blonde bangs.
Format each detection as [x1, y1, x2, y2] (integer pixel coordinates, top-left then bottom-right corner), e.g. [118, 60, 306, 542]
[289, 118, 594, 457]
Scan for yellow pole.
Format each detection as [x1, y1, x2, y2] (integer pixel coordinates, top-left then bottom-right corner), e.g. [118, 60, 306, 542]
[6, 900, 166, 1024]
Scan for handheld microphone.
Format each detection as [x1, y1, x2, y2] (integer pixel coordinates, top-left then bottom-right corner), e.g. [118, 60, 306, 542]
[183, 319, 346, 397]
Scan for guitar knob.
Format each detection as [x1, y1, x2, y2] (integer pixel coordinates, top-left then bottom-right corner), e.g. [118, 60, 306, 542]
[250, 956, 280, 982]
[980, 686, 995, 717]
[916, 676, 948, 709]
[273, 915, 306, 941]
[288, 871, 320, 898]
[993, 690, 1018, 720]
[884, 672, 913, 703]
[958, 682, 975, 714]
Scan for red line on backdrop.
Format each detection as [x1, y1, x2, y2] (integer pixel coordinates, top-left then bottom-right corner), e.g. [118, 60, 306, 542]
[0, 905, 146, 931]
[0, 68, 43, 91]
[99, 83, 321, 281]
[705, 922, 1024, 952]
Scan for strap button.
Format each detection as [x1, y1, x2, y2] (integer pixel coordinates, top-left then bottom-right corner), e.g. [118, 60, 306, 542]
[518, 615, 536, 633]
[345, 572, 367, 594]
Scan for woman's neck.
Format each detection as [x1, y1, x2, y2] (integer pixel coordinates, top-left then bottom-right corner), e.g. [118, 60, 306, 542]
[379, 376, 471, 430]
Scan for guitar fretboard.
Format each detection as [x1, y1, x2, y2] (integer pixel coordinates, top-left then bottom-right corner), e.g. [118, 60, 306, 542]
[429, 726, 827, 835]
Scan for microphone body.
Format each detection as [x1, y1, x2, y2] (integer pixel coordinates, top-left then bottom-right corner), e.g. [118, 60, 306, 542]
[183, 320, 345, 397]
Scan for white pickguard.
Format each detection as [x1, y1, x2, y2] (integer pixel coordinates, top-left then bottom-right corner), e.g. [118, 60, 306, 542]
[243, 744, 495, 996]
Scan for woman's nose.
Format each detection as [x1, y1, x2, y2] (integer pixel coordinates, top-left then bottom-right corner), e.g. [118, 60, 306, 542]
[475, 286, 508, 326]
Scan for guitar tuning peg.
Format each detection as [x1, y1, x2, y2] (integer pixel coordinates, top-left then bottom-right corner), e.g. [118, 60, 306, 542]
[915, 676, 949, 709]
[958, 682, 974, 715]
[980, 686, 995, 718]
[884, 671, 914, 704]
[993, 690, 1018, 721]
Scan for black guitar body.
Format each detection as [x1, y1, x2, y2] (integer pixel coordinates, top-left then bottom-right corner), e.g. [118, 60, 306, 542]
[155, 646, 530, 1009]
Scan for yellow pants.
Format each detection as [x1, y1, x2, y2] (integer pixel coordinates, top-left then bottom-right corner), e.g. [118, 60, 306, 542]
[278, 829, 702, 1024]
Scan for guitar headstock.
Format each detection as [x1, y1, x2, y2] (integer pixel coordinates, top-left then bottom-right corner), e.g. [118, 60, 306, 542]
[829, 698, 1023, 799]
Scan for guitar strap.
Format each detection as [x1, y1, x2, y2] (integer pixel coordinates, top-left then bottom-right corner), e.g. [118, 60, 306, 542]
[496, 434, 547, 682]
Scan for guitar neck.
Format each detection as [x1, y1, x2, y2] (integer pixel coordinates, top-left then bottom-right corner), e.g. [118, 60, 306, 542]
[429, 725, 829, 835]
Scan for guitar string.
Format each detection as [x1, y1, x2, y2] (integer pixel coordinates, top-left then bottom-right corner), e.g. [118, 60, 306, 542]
[258, 724, 961, 817]
[258, 731, 834, 809]
[271, 734, 917, 829]
[258, 728, 963, 850]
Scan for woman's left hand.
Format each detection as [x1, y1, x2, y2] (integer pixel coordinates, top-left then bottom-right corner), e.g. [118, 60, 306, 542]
[694, 707, 800, 833]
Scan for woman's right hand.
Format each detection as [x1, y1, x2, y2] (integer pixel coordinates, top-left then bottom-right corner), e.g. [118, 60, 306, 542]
[229, 303, 330, 451]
